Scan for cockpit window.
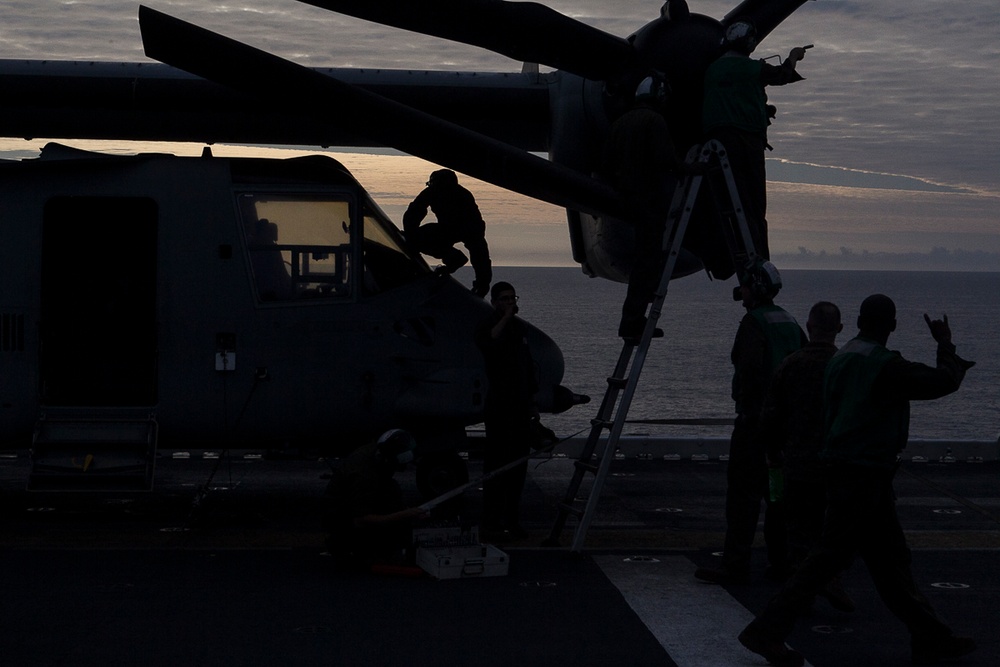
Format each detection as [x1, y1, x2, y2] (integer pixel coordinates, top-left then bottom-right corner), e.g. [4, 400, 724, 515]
[361, 198, 430, 294]
[237, 193, 353, 301]
[237, 192, 430, 302]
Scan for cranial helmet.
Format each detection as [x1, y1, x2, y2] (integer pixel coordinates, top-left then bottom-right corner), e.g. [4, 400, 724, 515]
[634, 75, 669, 104]
[427, 169, 458, 187]
[724, 20, 758, 53]
[375, 429, 417, 466]
[741, 259, 782, 300]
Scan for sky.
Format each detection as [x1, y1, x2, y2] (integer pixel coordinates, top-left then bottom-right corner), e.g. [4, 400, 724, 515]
[0, 0, 997, 270]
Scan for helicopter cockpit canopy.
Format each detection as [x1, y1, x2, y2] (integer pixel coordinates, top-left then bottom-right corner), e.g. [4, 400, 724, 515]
[236, 189, 429, 303]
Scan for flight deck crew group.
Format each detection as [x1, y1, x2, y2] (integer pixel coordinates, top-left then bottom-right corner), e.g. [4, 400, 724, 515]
[329, 17, 978, 666]
[688, 259, 978, 665]
[693, 22, 975, 665]
[735, 295, 977, 667]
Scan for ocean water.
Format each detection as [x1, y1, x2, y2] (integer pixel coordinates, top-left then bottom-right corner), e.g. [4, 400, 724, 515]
[461, 267, 1000, 442]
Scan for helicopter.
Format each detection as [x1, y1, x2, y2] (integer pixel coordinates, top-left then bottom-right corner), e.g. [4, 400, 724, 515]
[0, 143, 579, 491]
[0, 1, 812, 490]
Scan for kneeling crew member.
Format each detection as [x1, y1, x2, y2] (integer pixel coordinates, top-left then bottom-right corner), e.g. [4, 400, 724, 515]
[403, 169, 493, 297]
[325, 429, 428, 569]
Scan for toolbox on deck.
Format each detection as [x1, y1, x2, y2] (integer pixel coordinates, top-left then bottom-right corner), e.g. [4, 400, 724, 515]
[412, 523, 479, 548]
[416, 544, 509, 579]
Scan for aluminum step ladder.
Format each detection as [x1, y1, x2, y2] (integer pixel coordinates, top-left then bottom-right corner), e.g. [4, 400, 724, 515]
[545, 140, 758, 552]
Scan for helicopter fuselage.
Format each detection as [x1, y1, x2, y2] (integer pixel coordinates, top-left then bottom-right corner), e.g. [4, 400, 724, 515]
[0, 145, 569, 462]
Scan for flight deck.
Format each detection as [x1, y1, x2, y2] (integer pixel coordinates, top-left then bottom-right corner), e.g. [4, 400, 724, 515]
[0, 449, 996, 666]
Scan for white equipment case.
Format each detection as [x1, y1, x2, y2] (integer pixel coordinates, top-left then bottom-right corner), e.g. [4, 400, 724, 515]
[416, 544, 509, 579]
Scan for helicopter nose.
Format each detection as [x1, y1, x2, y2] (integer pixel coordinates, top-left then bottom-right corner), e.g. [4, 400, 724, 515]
[554, 386, 591, 412]
[521, 320, 588, 414]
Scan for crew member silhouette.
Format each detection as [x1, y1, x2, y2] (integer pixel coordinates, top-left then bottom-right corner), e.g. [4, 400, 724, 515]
[474, 281, 549, 539]
[403, 169, 492, 297]
[604, 75, 689, 340]
[759, 300, 854, 613]
[696, 260, 805, 586]
[324, 429, 428, 571]
[702, 21, 809, 259]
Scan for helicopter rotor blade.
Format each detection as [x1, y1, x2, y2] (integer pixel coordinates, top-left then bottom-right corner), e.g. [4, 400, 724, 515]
[296, 0, 636, 82]
[138, 6, 624, 220]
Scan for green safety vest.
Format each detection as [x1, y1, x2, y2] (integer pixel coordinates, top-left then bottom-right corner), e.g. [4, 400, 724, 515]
[702, 56, 768, 137]
[732, 305, 803, 415]
[749, 305, 804, 373]
[822, 337, 909, 470]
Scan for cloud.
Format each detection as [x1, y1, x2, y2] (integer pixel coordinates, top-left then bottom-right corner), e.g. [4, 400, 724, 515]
[766, 159, 974, 194]
[772, 246, 1000, 272]
[1, 1, 996, 191]
[0, 0, 996, 270]
[761, 0, 1000, 193]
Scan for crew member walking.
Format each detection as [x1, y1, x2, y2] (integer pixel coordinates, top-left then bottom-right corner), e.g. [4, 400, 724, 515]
[739, 295, 976, 667]
[760, 300, 853, 612]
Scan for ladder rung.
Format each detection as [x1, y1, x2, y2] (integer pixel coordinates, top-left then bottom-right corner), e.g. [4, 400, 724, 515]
[589, 418, 613, 430]
[574, 459, 599, 474]
[606, 376, 628, 389]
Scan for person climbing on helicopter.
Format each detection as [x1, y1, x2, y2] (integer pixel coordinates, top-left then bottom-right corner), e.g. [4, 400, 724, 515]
[403, 169, 493, 297]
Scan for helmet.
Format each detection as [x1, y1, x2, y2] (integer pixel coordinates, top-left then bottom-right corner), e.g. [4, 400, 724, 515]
[427, 169, 458, 187]
[724, 20, 758, 54]
[375, 429, 417, 466]
[634, 75, 669, 105]
[740, 260, 782, 300]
